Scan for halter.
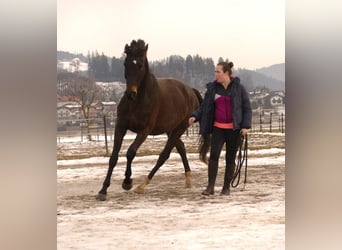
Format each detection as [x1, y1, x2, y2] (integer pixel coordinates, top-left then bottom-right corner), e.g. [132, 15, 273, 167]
[231, 134, 248, 189]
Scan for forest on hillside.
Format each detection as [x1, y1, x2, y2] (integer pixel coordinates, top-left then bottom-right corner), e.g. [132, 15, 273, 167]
[57, 51, 284, 91]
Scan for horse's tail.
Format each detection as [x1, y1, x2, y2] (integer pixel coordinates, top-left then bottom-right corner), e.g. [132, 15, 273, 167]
[199, 133, 211, 164]
[189, 88, 208, 162]
[191, 88, 209, 162]
[192, 88, 203, 104]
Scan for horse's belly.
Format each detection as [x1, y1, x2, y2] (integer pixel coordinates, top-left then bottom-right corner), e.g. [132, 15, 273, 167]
[128, 120, 163, 135]
[128, 128, 164, 136]
[128, 121, 181, 135]
[150, 128, 166, 135]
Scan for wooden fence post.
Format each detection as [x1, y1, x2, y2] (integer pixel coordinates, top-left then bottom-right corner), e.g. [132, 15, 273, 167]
[103, 115, 108, 155]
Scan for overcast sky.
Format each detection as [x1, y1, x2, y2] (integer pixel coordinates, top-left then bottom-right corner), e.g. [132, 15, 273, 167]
[57, 0, 284, 70]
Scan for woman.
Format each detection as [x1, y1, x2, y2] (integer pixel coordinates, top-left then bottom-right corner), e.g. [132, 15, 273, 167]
[189, 61, 252, 195]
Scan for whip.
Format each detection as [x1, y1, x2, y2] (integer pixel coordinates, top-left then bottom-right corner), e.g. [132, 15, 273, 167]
[231, 134, 248, 190]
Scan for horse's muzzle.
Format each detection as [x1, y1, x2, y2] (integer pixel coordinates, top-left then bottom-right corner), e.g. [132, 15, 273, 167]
[126, 91, 137, 100]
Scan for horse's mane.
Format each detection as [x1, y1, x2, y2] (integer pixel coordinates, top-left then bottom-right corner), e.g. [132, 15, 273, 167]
[124, 39, 147, 56]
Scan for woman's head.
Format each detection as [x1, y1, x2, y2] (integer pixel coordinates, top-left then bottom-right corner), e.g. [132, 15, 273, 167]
[217, 61, 234, 75]
[215, 61, 234, 83]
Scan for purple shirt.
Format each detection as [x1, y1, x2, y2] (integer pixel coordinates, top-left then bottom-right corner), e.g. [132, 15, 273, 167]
[214, 94, 233, 123]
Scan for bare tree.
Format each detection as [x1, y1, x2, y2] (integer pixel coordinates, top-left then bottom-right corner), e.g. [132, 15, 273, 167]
[71, 58, 80, 72]
[68, 75, 103, 140]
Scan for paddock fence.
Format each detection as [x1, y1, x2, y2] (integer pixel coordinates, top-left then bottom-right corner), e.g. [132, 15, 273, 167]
[57, 112, 285, 157]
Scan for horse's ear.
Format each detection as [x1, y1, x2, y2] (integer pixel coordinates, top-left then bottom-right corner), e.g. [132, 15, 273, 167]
[145, 44, 148, 51]
[124, 44, 129, 53]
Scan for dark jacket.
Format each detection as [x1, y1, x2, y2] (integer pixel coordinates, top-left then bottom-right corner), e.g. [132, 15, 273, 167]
[191, 77, 252, 134]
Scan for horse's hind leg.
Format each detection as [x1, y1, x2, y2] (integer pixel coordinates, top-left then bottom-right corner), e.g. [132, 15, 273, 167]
[174, 138, 192, 188]
[134, 137, 176, 194]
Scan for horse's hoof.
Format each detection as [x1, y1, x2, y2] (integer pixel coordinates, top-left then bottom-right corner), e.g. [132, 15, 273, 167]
[134, 185, 145, 194]
[134, 177, 149, 194]
[122, 179, 133, 190]
[96, 193, 107, 201]
[185, 171, 192, 188]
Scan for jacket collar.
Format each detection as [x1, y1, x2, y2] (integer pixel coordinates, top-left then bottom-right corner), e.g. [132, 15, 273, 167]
[210, 76, 240, 88]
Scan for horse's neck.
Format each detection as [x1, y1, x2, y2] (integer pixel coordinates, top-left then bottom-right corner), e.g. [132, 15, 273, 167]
[143, 61, 151, 82]
[141, 60, 158, 90]
[135, 73, 158, 106]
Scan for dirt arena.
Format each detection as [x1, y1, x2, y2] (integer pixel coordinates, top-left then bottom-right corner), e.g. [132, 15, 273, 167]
[57, 133, 285, 249]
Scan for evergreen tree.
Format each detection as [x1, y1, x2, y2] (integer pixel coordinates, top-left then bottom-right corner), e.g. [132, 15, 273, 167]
[110, 56, 124, 81]
[185, 55, 193, 76]
[99, 53, 110, 80]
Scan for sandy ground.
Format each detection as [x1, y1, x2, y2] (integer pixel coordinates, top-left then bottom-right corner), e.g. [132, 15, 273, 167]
[57, 133, 285, 250]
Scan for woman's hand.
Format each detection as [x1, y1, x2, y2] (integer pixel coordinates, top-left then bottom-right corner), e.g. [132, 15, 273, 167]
[240, 128, 248, 136]
[188, 117, 196, 126]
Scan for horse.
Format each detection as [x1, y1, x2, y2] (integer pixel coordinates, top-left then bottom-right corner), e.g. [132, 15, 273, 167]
[96, 39, 202, 201]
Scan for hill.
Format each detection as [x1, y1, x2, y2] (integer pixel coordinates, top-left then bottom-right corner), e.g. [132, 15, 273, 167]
[256, 63, 285, 82]
[57, 50, 285, 91]
[57, 51, 88, 62]
[236, 68, 285, 91]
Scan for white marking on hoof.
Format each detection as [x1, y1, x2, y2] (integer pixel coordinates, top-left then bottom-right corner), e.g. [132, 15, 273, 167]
[134, 176, 149, 194]
[185, 171, 192, 188]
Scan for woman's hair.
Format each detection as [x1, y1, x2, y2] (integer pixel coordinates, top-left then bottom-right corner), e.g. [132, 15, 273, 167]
[217, 61, 234, 75]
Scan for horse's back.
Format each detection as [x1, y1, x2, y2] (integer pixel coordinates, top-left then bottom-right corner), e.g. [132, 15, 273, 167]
[151, 78, 200, 132]
[156, 78, 198, 106]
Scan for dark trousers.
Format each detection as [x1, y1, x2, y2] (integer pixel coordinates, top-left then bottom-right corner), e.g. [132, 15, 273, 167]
[209, 127, 241, 164]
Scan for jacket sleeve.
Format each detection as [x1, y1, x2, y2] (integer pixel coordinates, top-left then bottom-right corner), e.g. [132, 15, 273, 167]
[190, 86, 210, 122]
[191, 99, 203, 122]
[240, 85, 252, 129]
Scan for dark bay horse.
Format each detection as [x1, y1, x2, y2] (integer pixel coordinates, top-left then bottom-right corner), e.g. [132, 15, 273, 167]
[96, 39, 202, 200]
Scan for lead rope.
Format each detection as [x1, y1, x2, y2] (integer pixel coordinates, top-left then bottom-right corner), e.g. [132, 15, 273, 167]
[231, 134, 248, 190]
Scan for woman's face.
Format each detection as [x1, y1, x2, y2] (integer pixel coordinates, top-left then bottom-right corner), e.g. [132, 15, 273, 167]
[215, 65, 229, 83]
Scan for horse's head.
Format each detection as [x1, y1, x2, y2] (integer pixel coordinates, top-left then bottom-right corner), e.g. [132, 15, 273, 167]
[124, 39, 149, 100]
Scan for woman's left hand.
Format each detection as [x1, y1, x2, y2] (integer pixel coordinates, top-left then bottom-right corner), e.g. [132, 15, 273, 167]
[240, 128, 248, 136]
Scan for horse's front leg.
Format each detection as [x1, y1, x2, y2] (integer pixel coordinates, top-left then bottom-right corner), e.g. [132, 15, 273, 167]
[122, 132, 148, 190]
[96, 126, 127, 201]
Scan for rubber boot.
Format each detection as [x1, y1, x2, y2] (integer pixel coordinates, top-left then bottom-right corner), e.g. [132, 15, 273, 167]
[202, 160, 218, 195]
[220, 163, 236, 196]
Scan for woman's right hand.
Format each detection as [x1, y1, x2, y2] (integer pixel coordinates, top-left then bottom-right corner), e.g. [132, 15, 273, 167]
[188, 117, 196, 126]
